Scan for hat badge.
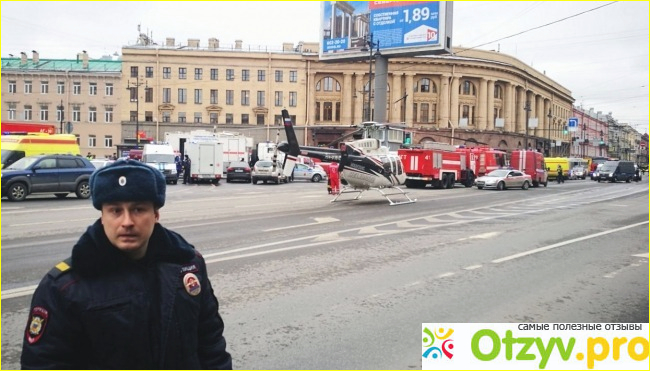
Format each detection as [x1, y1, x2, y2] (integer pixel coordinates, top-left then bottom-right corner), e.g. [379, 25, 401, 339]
[183, 273, 201, 296]
[118, 176, 127, 186]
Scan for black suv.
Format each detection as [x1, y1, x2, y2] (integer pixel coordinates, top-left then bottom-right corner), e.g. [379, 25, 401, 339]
[597, 160, 635, 183]
[1, 154, 96, 201]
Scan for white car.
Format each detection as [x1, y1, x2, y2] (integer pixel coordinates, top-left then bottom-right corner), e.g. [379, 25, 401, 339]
[252, 160, 286, 184]
[291, 163, 327, 182]
[475, 169, 532, 190]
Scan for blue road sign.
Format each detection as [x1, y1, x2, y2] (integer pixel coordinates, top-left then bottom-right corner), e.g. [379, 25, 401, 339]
[568, 117, 578, 132]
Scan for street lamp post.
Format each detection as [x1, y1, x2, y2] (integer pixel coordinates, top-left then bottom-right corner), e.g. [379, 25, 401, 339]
[127, 79, 144, 147]
[547, 109, 553, 156]
[362, 33, 379, 122]
[523, 100, 531, 150]
[58, 99, 64, 134]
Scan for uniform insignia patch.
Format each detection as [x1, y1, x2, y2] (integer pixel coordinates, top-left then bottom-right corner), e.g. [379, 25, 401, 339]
[26, 306, 49, 344]
[183, 273, 201, 296]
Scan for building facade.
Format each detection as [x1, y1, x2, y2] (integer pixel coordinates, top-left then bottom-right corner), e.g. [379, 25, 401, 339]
[1, 51, 122, 156]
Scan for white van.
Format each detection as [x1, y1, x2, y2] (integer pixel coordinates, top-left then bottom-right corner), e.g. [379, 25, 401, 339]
[142, 144, 179, 184]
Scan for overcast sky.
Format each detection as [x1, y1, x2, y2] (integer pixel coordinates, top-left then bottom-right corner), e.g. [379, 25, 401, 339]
[2, 1, 648, 134]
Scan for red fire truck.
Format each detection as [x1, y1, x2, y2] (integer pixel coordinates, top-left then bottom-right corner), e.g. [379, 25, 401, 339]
[1, 122, 56, 134]
[399, 144, 508, 189]
[510, 150, 548, 187]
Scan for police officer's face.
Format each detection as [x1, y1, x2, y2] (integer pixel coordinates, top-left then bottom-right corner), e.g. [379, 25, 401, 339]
[101, 201, 159, 260]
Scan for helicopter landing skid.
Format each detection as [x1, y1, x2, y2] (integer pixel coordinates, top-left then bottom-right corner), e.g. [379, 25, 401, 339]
[331, 186, 416, 206]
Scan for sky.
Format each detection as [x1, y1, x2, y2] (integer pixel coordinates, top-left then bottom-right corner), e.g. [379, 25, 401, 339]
[2, 1, 648, 134]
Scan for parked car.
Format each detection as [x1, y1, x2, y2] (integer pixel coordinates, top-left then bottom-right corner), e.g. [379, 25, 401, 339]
[475, 169, 532, 190]
[291, 163, 327, 182]
[569, 166, 586, 180]
[1, 154, 95, 201]
[90, 158, 116, 169]
[252, 160, 286, 184]
[226, 161, 252, 183]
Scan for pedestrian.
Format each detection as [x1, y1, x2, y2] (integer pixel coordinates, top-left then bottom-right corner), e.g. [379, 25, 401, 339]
[557, 165, 564, 184]
[183, 155, 192, 184]
[20, 159, 232, 369]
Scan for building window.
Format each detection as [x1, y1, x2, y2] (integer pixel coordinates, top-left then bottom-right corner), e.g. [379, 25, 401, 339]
[226, 69, 235, 81]
[290, 70, 298, 83]
[194, 89, 202, 104]
[163, 88, 171, 104]
[72, 106, 80, 122]
[179, 67, 187, 79]
[163, 67, 171, 79]
[130, 111, 137, 122]
[323, 102, 333, 121]
[178, 88, 187, 104]
[289, 92, 297, 107]
[226, 90, 234, 105]
[226, 114, 233, 124]
[461, 81, 475, 95]
[178, 112, 186, 123]
[104, 135, 113, 148]
[241, 114, 249, 124]
[8, 104, 16, 120]
[24, 81, 33, 94]
[274, 115, 282, 125]
[258, 70, 266, 81]
[420, 103, 429, 122]
[73, 82, 81, 95]
[40, 105, 49, 121]
[210, 112, 218, 124]
[241, 90, 250, 106]
[57, 81, 65, 95]
[41, 81, 49, 94]
[462, 105, 470, 120]
[144, 87, 153, 102]
[210, 68, 218, 80]
[9, 80, 16, 93]
[315, 102, 320, 121]
[145, 66, 154, 78]
[145, 111, 153, 122]
[494, 85, 503, 99]
[88, 106, 97, 122]
[316, 77, 341, 92]
[210, 89, 218, 104]
[242, 69, 250, 81]
[195, 68, 203, 80]
[130, 66, 138, 78]
[129, 87, 137, 101]
[24, 105, 32, 120]
[274, 91, 282, 106]
[162, 112, 171, 122]
[105, 83, 113, 96]
[256, 114, 264, 125]
[194, 112, 202, 123]
[275, 70, 283, 82]
[88, 135, 96, 147]
[105, 107, 113, 123]
[89, 83, 97, 96]
[257, 91, 265, 106]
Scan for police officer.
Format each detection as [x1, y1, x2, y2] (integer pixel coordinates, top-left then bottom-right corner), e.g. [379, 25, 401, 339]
[557, 165, 564, 184]
[183, 155, 192, 184]
[21, 159, 232, 369]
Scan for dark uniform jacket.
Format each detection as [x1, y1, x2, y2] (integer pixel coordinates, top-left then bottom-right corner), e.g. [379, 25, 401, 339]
[21, 220, 232, 369]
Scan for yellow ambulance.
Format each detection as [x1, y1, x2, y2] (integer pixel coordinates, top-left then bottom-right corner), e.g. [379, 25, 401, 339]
[1, 133, 80, 168]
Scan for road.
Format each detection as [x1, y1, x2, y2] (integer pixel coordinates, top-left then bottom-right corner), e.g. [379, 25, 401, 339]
[2, 178, 648, 369]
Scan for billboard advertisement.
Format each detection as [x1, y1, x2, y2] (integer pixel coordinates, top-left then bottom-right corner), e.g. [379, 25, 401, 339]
[320, 1, 453, 61]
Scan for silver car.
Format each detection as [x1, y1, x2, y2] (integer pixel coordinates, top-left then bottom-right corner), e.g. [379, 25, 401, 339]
[475, 169, 532, 190]
[291, 163, 327, 182]
[569, 166, 586, 180]
[252, 160, 286, 184]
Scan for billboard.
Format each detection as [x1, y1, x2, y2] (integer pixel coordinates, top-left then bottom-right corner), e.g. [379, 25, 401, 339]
[320, 1, 453, 61]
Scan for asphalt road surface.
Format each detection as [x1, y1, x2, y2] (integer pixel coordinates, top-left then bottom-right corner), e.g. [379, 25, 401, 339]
[2, 177, 648, 369]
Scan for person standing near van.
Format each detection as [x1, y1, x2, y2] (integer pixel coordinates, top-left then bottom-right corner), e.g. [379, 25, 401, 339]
[183, 155, 192, 184]
[557, 165, 564, 183]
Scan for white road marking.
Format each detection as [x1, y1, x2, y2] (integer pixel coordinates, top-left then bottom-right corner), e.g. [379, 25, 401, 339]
[437, 272, 455, 278]
[463, 265, 483, 270]
[492, 221, 648, 264]
[264, 217, 339, 232]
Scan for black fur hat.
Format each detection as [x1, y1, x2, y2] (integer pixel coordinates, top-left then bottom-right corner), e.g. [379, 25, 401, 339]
[90, 159, 166, 210]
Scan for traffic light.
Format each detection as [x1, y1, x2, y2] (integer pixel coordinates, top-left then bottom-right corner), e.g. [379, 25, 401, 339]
[563, 125, 568, 135]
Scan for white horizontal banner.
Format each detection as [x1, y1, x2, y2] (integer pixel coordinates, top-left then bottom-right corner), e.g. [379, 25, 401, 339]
[422, 323, 649, 370]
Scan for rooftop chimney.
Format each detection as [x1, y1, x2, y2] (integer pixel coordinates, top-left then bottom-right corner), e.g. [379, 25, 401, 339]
[82, 50, 89, 69]
[235, 39, 243, 50]
[32, 50, 39, 64]
[166, 37, 175, 47]
[20, 52, 27, 66]
[188, 38, 200, 48]
[208, 38, 219, 49]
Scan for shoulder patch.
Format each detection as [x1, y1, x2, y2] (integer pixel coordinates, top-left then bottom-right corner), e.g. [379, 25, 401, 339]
[47, 257, 72, 280]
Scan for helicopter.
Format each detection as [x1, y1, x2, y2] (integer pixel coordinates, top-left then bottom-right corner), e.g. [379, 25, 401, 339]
[278, 109, 416, 206]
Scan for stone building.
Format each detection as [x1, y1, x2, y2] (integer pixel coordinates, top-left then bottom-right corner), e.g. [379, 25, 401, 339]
[1, 51, 121, 156]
